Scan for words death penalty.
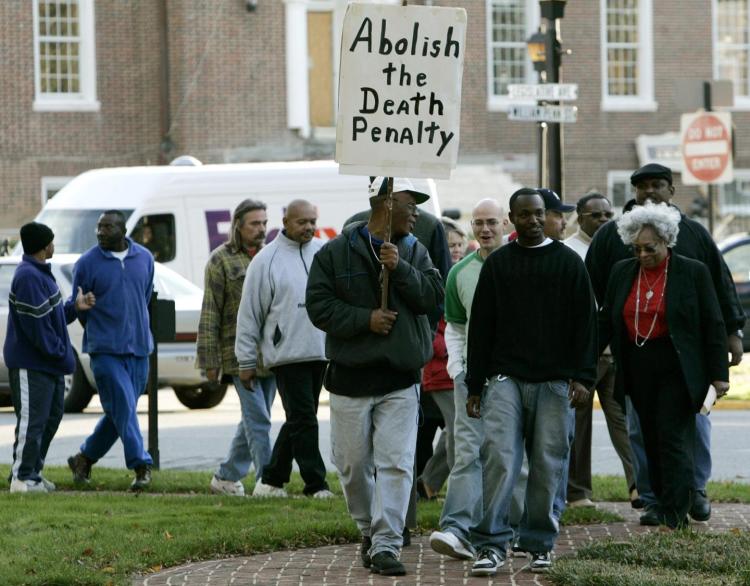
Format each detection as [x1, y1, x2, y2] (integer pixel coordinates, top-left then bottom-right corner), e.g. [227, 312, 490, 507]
[352, 86, 454, 157]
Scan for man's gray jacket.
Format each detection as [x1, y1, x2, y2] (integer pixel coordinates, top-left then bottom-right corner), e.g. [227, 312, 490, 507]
[235, 232, 326, 370]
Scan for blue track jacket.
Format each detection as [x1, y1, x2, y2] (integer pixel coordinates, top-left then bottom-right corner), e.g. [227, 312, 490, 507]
[72, 239, 154, 357]
[3, 255, 77, 375]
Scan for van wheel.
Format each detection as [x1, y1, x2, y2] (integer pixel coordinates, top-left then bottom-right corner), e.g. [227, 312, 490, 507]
[64, 356, 95, 413]
[0, 393, 12, 408]
[173, 384, 227, 409]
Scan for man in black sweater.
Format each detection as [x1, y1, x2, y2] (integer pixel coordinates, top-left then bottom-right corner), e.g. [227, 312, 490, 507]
[464, 188, 597, 574]
[585, 163, 745, 525]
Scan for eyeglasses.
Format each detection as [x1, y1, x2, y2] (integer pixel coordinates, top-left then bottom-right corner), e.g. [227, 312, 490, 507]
[579, 211, 614, 220]
[471, 219, 501, 228]
[632, 244, 661, 255]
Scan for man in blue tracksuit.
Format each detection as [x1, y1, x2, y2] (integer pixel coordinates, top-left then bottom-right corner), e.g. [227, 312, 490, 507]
[67, 210, 155, 491]
[4, 222, 95, 493]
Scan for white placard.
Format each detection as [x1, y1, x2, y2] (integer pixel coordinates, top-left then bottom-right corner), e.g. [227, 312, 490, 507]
[508, 83, 579, 101]
[335, 4, 467, 179]
[507, 104, 578, 123]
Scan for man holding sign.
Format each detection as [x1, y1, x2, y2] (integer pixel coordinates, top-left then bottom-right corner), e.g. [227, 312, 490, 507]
[306, 177, 444, 576]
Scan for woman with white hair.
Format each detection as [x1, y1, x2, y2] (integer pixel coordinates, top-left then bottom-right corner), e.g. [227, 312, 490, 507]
[598, 202, 729, 529]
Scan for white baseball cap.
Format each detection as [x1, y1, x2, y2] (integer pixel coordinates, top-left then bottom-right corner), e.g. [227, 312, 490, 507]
[368, 176, 430, 204]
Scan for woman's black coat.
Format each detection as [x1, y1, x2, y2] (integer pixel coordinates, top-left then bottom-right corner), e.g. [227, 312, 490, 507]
[598, 253, 729, 411]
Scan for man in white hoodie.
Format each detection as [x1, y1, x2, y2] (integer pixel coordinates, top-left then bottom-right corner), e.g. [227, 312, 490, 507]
[235, 199, 331, 499]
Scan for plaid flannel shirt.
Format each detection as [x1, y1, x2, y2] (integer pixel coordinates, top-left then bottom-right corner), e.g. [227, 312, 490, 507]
[196, 243, 260, 376]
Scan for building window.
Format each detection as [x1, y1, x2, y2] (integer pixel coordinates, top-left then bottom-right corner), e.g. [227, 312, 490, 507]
[720, 171, 750, 215]
[40, 176, 73, 206]
[607, 170, 633, 210]
[600, 0, 656, 111]
[33, 0, 99, 112]
[714, 0, 750, 107]
[486, 0, 539, 111]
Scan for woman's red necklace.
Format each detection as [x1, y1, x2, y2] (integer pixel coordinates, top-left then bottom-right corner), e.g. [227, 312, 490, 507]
[634, 257, 669, 347]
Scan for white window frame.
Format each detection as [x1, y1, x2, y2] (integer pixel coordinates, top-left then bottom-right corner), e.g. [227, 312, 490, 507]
[607, 170, 634, 210]
[719, 169, 750, 215]
[32, 0, 99, 112]
[712, 0, 750, 110]
[600, 0, 657, 112]
[40, 176, 73, 206]
[486, 0, 540, 112]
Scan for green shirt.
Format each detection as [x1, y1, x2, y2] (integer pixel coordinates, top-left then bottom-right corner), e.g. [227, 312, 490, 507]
[444, 250, 484, 359]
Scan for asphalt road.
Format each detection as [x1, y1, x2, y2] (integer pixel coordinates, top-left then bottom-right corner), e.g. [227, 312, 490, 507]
[1, 387, 748, 483]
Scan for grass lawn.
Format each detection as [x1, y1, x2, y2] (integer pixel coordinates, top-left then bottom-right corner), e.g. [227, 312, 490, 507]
[2, 466, 749, 585]
[550, 530, 750, 585]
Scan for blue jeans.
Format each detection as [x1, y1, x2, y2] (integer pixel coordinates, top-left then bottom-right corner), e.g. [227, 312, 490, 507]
[216, 375, 276, 482]
[81, 353, 152, 469]
[627, 397, 712, 508]
[439, 372, 484, 550]
[480, 376, 574, 554]
[330, 385, 419, 557]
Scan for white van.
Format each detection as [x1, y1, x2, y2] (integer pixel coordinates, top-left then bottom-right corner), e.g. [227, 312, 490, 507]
[32, 159, 441, 288]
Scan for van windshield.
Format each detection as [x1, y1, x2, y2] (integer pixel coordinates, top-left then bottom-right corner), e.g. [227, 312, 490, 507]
[36, 209, 134, 253]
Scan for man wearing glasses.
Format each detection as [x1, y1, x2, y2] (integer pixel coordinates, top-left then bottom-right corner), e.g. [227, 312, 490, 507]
[563, 193, 637, 509]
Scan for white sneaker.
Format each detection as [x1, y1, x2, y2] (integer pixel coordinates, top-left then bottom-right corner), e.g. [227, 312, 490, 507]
[10, 478, 48, 494]
[40, 477, 56, 492]
[471, 548, 505, 576]
[529, 551, 553, 573]
[312, 489, 335, 499]
[252, 481, 288, 498]
[429, 530, 475, 560]
[568, 498, 596, 508]
[210, 476, 245, 496]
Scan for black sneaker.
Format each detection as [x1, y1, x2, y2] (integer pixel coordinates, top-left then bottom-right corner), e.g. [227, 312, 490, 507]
[529, 551, 552, 573]
[361, 536, 372, 568]
[130, 465, 152, 491]
[471, 548, 505, 576]
[67, 453, 93, 484]
[510, 537, 526, 558]
[639, 507, 661, 526]
[690, 490, 711, 522]
[370, 551, 406, 576]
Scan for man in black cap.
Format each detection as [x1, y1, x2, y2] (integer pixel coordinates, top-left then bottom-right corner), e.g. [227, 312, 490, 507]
[3, 222, 95, 493]
[538, 188, 575, 241]
[585, 163, 745, 524]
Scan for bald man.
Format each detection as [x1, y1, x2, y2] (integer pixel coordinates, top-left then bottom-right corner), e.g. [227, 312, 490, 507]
[235, 200, 332, 498]
[431, 198, 515, 575]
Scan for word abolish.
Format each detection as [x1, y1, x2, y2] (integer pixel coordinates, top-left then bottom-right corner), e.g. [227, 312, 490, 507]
[349, 18, 460, 59]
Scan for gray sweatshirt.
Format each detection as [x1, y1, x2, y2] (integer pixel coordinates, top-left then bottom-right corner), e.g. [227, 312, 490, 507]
[235, 232, 326, 370]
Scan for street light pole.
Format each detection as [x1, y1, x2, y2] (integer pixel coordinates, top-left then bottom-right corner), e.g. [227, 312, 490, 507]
[539, 1, 566, 198]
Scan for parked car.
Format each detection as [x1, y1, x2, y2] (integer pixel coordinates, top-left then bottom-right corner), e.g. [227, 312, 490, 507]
[0, 254, 226, 412]
[719, 233, 750, 351]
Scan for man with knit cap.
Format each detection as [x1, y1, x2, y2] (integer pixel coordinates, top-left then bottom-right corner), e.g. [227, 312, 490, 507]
[465, 188, 597, 573]
[235, 199, 331, 499]
[307, 177, 444, 577]
[4, 222, 95, 493]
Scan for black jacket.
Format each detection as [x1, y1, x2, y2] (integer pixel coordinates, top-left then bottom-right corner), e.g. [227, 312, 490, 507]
[598, 254, 729, 411]
[306, 222, 444, 396]
[586, 200, 745, 334]
[344, 208, 451, 332]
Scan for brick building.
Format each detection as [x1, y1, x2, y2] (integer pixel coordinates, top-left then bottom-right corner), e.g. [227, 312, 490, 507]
[2, 0, 750, 236]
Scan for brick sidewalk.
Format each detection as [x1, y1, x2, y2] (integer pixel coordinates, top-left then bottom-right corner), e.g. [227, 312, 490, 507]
[133, 502, 750, 585]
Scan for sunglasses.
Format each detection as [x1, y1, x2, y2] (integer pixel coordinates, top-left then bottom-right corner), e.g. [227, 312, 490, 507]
[579, 211, 615, 220]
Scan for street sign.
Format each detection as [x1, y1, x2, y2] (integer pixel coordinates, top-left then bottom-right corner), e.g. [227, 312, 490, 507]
[508, 104, 578, 123]
[680, 111, 733, 185]
[508, 83, 578, 101]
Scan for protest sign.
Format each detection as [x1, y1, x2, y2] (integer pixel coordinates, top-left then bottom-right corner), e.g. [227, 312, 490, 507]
[336, 3, 466, 179]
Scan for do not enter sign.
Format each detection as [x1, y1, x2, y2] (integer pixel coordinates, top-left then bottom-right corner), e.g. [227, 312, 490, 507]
[681, 111, 733, 185]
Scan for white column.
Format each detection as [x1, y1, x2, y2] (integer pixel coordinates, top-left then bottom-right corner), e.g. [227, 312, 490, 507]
[284, 0, 311, 138]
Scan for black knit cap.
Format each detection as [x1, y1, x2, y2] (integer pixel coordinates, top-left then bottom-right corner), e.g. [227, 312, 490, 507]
[20, 222, 54, 254]
[630, 163, 673, 186]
